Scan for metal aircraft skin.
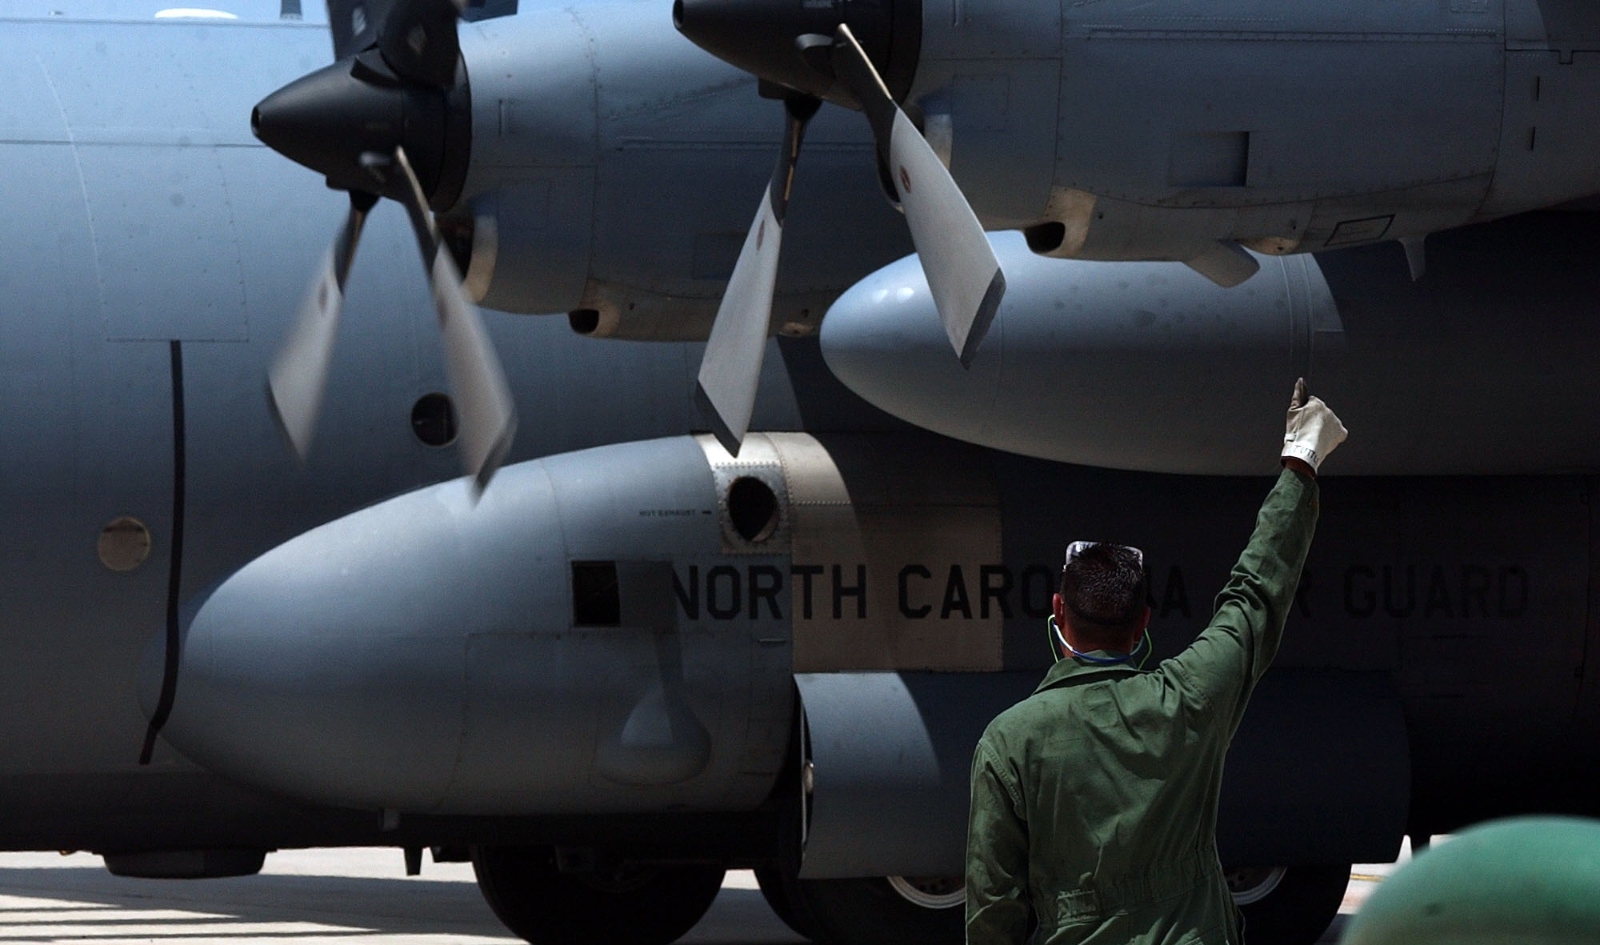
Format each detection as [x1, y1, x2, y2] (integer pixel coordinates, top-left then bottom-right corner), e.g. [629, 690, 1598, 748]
[3, 4, 1600, 945]
[676, 0, 1600, 283]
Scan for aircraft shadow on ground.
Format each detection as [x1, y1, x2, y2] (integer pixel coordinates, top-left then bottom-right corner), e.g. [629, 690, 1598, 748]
[0, 866, 1342, 944]
[0, 867, 803, 944]
[0, 867, 518, 938]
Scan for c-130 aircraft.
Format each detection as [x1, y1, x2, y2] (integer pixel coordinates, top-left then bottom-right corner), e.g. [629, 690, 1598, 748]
[5, 2, 1600, 945]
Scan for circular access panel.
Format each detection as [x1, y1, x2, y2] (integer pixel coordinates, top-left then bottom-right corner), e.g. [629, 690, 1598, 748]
[98, 517, 152, 572]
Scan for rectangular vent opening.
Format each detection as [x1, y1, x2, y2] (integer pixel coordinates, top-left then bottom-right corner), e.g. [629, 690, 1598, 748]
[572, 561, 621, 627]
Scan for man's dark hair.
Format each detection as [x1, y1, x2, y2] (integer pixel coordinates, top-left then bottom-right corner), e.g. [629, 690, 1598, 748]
[1059, 544, 1148, 648]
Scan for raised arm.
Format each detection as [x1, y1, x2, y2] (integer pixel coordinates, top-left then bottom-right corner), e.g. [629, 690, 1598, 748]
[1167, 379, 1346, 730]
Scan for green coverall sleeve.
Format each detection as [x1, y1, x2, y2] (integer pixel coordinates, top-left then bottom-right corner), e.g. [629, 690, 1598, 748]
[1167, 467, 1319, 731]
[966, 738, 1032, 945]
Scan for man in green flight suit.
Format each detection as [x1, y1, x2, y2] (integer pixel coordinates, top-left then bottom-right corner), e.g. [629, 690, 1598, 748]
[966, 379, 1348, 945]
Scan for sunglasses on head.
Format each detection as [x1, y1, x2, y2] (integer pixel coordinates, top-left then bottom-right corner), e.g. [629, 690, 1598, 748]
[1063, 541, 1145, 572]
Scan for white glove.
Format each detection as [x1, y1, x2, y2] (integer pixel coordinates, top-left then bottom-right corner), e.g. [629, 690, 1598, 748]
[1282, 377, 1347, 472]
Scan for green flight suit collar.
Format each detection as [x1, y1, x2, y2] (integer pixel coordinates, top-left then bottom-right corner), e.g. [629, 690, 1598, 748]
[1034, 655, 1142, 695]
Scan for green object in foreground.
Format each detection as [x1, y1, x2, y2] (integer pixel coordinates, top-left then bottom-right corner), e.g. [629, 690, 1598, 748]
[1341, 817, 1600, 945]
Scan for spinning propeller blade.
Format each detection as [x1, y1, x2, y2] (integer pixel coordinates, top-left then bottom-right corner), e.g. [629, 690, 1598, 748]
[393, 147, 518, 492]
[267, 191, 377, 458]
[695, 96, 820, 453]
[831, 24, 1004, 367]
[378, 0, 466, 88]
[675, 4, 1006, 452]
[258, 0, 517, 492]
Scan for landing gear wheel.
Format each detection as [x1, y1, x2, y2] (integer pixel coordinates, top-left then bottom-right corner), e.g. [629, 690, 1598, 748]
[470, 846, 725, 945]
[755, 867, 815, 939]
[1227, 863, 1350, 945]
[774, 873, 964, 945]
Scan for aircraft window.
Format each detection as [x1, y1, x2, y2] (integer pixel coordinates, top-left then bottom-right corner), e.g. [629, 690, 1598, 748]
[98, 517, 152, 572]
[727, 476, 780, 544]
[410, 393, 457, 448]
[572, 561, 621, 627]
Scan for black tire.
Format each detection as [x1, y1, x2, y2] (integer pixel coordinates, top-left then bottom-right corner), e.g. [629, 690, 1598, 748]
[1229, 863, 1350, 945]
[784, 875, 965, 945]
[755, 866, 816, 939]
[471, 846, 725, 945]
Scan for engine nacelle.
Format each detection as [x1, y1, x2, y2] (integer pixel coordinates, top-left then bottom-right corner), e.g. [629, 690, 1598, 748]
[910, 0, 1600, 264]
[821, 218, 1600, 476]
[449, 4, 908, 336]
[149, 433, 1007, 816]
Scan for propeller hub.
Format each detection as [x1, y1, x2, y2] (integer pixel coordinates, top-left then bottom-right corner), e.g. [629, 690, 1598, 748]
[674, 0, 921, 106]
[252, 52, 471, 210]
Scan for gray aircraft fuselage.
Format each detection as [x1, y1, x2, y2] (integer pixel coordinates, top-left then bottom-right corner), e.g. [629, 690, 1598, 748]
[0, 0, 903, 851]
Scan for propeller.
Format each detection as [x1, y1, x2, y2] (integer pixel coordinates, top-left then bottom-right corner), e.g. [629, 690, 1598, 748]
[830, 25, 1005, 365]
[267, 191, 374, 460]
[696, 95, 820, 452]
[378, 0, 465, 89]
[390, 147, 517, 491]
[255, 0, 517, 491]
[681, 17, 1005, 453]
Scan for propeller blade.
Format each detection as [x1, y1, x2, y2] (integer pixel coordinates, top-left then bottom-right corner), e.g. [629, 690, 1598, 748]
[378, 0, 465, 88]
[833, 23, 1005, 367]
[267, 191, 377, 459]
[392, 146, 518, 493]
[328, 0, 395, 60]
[696, 97, 820, 454]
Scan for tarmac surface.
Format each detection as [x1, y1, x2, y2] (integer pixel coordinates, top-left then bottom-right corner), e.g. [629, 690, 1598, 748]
[0, 844, 1416, 944]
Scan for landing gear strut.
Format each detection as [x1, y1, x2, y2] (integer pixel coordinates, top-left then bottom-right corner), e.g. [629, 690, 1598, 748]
[471, 846, 725, 945]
